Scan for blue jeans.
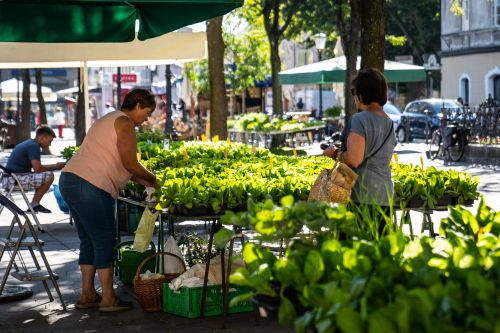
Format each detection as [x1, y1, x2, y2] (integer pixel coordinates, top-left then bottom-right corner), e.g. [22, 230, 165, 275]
[59, 172, 116, 269]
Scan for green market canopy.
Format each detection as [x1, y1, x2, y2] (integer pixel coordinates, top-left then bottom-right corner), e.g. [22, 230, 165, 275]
[0, 0, 243, 42]
[279, 56, 426, 85]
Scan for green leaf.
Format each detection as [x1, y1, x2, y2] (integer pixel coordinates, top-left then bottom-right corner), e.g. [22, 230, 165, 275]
[280, 195, 294, 208]
[343, 249, 358, 270]
[228, 292, 253, 308]
[302, 284, 325, 306]
[402, 240, 423, 259]
[304, 250, 325, 283]
[335, 306, 364, 333]
[278, 295, 297, 325]
[242, 243, 260, 271]
[294, 311, 314, 333]
[316, 318, 335, 333]
[368, 311, 397, 333]
[214, 228, 234, 249]
[229, 268, 250, 286]
[427, 257, 448, 270]
[274, 257, 304, 287]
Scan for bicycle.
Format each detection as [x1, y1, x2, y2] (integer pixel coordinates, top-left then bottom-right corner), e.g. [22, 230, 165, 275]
[428, 121, 469, 162]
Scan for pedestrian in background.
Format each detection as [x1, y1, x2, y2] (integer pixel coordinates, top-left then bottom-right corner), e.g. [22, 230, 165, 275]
[53, 106, 66, 138]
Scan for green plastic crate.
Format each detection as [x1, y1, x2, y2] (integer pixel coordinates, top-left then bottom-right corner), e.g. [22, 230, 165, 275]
[163, 284, 253, 318]
[115, 241, 156, 285]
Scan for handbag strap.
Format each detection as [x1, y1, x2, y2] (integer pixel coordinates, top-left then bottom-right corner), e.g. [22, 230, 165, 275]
[363, 124, 393, 164]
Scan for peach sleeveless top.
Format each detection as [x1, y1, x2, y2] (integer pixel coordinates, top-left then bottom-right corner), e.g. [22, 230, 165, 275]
[63, 111, 132, 198]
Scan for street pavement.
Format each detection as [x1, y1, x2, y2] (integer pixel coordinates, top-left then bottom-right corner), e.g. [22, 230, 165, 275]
[0, 130, 498, 332]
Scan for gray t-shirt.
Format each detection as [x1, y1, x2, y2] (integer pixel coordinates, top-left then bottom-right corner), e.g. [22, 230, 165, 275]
[349, 111, 397, 205]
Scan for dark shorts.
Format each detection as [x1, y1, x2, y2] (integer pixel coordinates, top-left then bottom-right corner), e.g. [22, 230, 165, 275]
[59, 172, 116, 269]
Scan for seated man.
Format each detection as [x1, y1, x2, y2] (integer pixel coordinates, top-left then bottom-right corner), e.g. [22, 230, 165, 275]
[2, 125, 65, 213]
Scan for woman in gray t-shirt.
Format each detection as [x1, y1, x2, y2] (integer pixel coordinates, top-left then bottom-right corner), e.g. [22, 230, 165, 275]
[324, 69, 396, 232]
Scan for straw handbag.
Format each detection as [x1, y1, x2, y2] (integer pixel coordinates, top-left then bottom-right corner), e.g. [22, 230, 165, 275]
[134, 252, 186, 312]
[308, 161, 358, 204]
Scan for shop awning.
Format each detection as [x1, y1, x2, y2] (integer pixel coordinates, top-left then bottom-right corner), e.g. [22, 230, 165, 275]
[279, 56, 426, 85]
[0, 0, 243, 42]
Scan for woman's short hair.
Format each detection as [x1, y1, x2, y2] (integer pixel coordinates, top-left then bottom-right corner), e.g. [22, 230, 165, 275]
[121, 89, 156, 111]
[351, 68, 388, 106]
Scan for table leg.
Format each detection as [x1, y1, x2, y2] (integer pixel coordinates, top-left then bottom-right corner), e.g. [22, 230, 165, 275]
[406, 210, 414, 239]
[220, 247, 227, 328]
[422, 212, 436, 238]
[200, 219, 221, 318]
[221, 226, 238, 328]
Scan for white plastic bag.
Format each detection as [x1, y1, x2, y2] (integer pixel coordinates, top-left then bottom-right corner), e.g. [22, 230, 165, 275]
[132, 208, 159, 253]
[168, 254, 245, 291]
[163, 236, 186, 274]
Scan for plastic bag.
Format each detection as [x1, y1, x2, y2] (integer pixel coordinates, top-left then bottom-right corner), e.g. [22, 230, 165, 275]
[132, 208, 159, 253]
[163, 236, 186, 274]
[168, 254, 244, 291]
[52, 184, 69, 213]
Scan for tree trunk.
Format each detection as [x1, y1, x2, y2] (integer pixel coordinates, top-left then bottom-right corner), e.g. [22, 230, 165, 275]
[360, 0, 385, 71]
[337, 0, 361, 119]
[35, 69, 48, 125]
[269, 34, 283, 116]
[242, 91, 246, 113]
[35, 69, 51, 154]
[17, 69, 31, 142]
[74, 68, 86, 146]
[207, 16, 228, 140]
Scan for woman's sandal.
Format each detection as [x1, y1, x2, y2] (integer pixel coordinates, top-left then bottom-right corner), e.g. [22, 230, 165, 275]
[99, 298, 133, 313]
[75, 293, 102, 309]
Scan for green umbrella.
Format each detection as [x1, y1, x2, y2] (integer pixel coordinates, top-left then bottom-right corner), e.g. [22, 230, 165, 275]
[0, 0, 243, 42]
[279, 56, 426, 85]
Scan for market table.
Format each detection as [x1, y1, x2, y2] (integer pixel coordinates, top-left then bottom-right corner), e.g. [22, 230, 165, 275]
[393, 198, 475, 239]
[228, 125, 324, 148]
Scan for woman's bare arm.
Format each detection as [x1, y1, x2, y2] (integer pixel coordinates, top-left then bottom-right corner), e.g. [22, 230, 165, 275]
[341, 132, 365, 168]
[114, 116, 156, 187]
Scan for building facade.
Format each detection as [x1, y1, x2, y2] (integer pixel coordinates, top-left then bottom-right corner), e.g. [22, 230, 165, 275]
[441, 0, 500, 105]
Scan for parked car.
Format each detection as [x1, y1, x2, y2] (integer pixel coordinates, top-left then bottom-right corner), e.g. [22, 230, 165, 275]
[395, 98, 464, 142]
[383, 102, 401, 130]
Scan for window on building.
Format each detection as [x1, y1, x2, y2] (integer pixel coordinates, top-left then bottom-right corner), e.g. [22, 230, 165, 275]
[459, 76, 470, 105]
[496, 0, 500, 26]
[462, 0, 469, 30]
[494, 76, 500, 102]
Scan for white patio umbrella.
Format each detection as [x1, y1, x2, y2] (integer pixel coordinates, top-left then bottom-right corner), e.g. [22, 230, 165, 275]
[0, 31, 207, 130]
[0, 78, 57, 102]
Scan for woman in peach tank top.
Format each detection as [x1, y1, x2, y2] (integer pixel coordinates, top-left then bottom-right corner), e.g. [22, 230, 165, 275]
[59, 89, 157, 312]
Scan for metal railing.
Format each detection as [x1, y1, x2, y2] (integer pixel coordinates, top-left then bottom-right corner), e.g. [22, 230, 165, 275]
[460, 97, 500, 144]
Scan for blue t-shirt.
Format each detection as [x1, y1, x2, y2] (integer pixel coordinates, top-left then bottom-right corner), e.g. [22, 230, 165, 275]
[6, 139, 41, 173]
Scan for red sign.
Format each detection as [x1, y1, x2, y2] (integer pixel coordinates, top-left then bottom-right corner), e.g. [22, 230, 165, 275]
[112, 73, 137, 83]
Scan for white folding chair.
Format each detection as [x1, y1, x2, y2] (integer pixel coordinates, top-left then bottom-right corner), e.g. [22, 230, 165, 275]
[0, 164, 45, 233]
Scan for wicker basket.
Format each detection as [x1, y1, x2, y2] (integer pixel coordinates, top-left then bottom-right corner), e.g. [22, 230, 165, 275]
[308, 162, 358, 204]
[133, 252, 186, 312]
